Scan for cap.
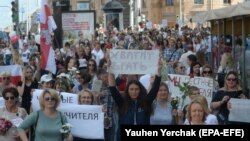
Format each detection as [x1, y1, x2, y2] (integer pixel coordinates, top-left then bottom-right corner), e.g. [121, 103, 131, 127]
[40, 74, 53, 83]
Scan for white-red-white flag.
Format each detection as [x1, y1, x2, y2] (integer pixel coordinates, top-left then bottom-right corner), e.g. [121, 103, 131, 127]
[40, 0, 57, 74]
[0, 65, 22, 86]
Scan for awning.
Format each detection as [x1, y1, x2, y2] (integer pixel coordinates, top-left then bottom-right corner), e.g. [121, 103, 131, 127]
[192, 1, 250, 22]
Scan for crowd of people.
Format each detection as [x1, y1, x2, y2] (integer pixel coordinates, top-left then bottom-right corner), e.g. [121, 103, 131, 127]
[0, 23, 249, 141]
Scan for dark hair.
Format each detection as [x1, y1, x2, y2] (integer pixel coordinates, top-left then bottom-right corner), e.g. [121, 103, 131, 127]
[120, 80, 151, 116]
[2, 87, 19, 98]
[87, 59, 97, 72]
[96, 68, 107, 78]
[190, 62, 201, 76]
[65, 42, 70, 47]
[54, 77, 71, 92]
[64, 56, 79, 71]
[99, 58, 108, 70]
[79, 70, 92, 84]
[187, 54, 197, 63]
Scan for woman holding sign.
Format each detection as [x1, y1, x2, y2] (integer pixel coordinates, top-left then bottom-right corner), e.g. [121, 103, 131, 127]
[211, 71, 248, 125]
[17, 89, 73, 141]
[74, 90, 103, 141]
[108, 59, 162, 141]
[0, 87, 27, 141]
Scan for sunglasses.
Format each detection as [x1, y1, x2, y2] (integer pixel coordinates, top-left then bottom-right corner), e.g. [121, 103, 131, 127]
[2, 77, 10, 80]
[227, 78, 237, 82]
[4, 96, 15, 100]
[203, 71, 212, 74]
[44, 97, 56, 101]
[179, 66, 185, 69]
[88, 64, 95, 66]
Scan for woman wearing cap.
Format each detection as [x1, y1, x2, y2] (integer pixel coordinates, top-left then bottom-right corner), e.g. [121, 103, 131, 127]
[18, 89, 73, 141]
[0, 87, 27, 141]
[39, 74, 53, 89]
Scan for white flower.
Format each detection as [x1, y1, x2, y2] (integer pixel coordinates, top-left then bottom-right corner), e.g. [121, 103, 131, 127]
[60, 123, 72, 135]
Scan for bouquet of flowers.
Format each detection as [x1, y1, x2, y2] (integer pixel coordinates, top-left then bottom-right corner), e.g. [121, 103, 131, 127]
[60, 123, 72, 139]
[0, 117, 13, 135]
[170, 97, 180, 110]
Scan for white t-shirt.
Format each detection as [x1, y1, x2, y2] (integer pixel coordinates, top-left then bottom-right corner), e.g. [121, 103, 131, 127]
[184, 114, 218, 125]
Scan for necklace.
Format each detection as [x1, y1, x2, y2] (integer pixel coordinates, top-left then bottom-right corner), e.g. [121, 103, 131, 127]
[4, 106, 20, 117]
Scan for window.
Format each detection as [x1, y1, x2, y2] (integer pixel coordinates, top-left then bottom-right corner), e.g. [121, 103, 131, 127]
[194, 0, 204, 4]
[77, 2, 90, 10]
[223, 0, 231, 4]
[166, 0, 174, 6]
[142, 0, 146, 8]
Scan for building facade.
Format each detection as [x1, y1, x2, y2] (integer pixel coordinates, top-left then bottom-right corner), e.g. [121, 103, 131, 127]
[49, 0, 245, 29]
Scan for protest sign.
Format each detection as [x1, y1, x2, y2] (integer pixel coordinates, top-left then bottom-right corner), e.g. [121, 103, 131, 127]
[58, 105, 104, 139]
[109, 49, 159, 74]
[168, 74, 214, 108]
[229, 98, 250, 123]
[31, 89, 104, 139]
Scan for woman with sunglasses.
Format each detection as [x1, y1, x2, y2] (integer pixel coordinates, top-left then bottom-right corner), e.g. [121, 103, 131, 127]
[202, 64, 219, 94]
[87, 59, 98, 81]
[0, 87, 27, 141]
[173, 62, 186, 75]
[0, 71, 15, 96]
[211, 71, 248, 124]
[18, 89, 73, 141]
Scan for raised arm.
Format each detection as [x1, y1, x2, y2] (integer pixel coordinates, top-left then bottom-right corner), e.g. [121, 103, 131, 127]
[147, 59, 162, 104]
[108, 73, 124, 108]
[17, 69, 26, 96]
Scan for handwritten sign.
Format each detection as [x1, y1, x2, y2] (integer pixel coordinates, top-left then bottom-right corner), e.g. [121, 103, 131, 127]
[229, 98, 250, 123]
[58, 105, 104, 139]
[109, 49, 159, 74]
[32, 89, 79, 111]
[31, 89, 104, 139]
[168, 74, 214, 108]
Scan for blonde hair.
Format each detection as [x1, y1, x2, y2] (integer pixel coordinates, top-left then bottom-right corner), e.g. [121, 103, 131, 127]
[186, 95, 209, 123]
[220, 53, 235, 69]
[188, 86, 199, 96]
[224, 71, 242, 91]
[78, 89, 94, 105]
[39, 89, 61, 110]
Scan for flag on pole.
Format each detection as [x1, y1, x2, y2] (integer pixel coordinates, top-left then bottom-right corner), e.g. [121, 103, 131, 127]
[40, 0, 57, 74]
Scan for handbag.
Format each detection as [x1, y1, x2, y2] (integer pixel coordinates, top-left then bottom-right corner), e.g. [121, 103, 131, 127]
[30, 111, 39, 141]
